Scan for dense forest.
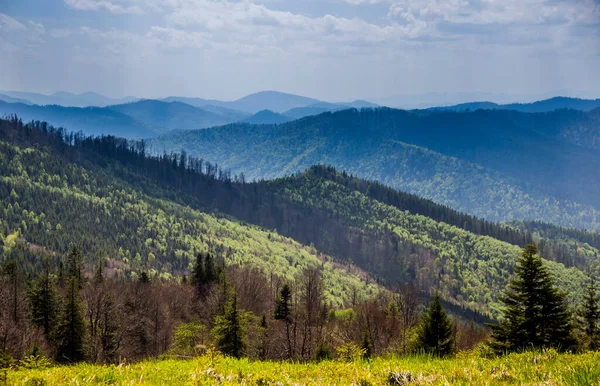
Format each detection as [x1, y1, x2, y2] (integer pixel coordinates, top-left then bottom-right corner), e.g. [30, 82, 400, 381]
[0, 117, 595, 317]
[150, 107, 600, 231]
[1, 116, 600, 367]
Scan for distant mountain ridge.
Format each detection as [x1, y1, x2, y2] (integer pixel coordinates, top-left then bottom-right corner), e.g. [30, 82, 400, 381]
[242, 109, 292, 124]
[431, 97, 600, 113]
[0, 90, 138, 107]
[0, 100, 154, 138]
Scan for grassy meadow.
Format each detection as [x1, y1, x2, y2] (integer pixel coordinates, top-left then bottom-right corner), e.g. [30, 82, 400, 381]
[7, 349, 600, 385]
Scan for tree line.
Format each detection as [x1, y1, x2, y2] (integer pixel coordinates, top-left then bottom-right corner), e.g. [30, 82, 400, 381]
[2, 243, 599, 366]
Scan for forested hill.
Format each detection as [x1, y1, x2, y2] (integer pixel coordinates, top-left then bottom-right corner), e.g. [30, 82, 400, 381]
[1, 117, 596, 319]
[150, 107, 600, 231]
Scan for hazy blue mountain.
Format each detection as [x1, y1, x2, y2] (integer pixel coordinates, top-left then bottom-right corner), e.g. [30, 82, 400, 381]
[283, 106, 333, 119]
[242, 109, 292, 124]
[0, 101, 154, 138]
[283, 101, 379, 119]
[163, 91, 319, 114]
[341, 100, 380, 108]
[107, 99, 240, 133]
[0, 90, 138, 107]
[229, 91, 320, 113]
[150, 107, 600, 230]
[432, 97, 600, 113]
[0, 93, 31, 105]
[0, 102, 157, 138]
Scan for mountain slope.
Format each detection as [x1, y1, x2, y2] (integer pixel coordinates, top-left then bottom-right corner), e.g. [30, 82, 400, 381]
[3, 117, 595, 319]
[107, 100, 240, 133]
[150, 108, 600, 230]
[0, 101, 155, 138]
[0, 119, 378, 306]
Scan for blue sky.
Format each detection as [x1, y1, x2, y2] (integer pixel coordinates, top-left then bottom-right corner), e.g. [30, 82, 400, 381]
[1, 0, 599, 102]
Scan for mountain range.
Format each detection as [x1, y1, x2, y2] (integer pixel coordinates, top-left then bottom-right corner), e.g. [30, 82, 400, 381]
[432, 96, 600, 113]
[150, 107, 600, 231]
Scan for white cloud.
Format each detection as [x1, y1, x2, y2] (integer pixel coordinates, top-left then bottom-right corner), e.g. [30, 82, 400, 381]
[28, 20, 46, 35]
[64, 0, 144, 14]
[0, 13, 27, 31]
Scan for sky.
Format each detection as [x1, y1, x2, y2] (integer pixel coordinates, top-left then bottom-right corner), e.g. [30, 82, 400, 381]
[0, 0, 599, 102]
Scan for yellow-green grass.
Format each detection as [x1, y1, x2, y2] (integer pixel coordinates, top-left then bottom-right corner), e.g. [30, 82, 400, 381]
[8, 350, 600, 385]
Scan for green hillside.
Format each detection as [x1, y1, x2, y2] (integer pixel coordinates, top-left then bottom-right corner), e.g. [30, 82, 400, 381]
[0, 120, 377, 306]
[149, 108, 600, 231]
[1, 117, 594, 319]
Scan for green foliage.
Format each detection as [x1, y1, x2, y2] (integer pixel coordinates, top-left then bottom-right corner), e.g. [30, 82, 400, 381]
[168, 320, 209, 357]
[414, 292, 454, 357]
[0, 350, 15, 385]
[490, 244, 575, 353]
[336, 342, 365, 362]
[8, 350, 600, 385]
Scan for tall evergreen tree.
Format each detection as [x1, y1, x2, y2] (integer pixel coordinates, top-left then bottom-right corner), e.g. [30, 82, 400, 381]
[191, 253, 205, 288]
[213, 291, 246, 358]
[54, 277, 86, 363]
[29, 258, 57, 340]
[204, 253, 217, 284]
[274, 284, 292, 322]
[581, 278, 600, 350]
[415, 291, 454, 357]
[274, 284, 294, 358]
[489, 244, 574, 353]
[65, 247, 84, 289]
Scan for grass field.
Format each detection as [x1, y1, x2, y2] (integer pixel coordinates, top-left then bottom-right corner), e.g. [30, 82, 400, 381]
[7, 349, 600, 385]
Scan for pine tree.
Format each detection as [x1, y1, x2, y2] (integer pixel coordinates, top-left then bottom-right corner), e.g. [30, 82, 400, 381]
[581, 278, 600, 350]
[489, 244, 574, 353]
[213, 291, 246, 358]
[65, 247, 84, 289]
[274, 284, 292, 322]
[274, 283, 294, 358]
[415, 291, 454, 357]
[191, 253, 205, 288]
[204, 253, 217, 284]
[54, 277, 86, 363]
[29, 259, 57, 340]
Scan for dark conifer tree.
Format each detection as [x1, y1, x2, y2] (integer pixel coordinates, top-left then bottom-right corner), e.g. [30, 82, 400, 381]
[415, 291, 454, 357]
[191, 253, 205, 286]
[581, 278, 600, 350]
[54, 277, 86, 363]
[29, 258, 57, 340]
[274, 284, 294, 358]
[204, 253, 217, 284]
[65, 247, 84, 289]
[213, 291, 245, 358]
[274, 284, 292, 321]
[489, 244, 574, 353]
